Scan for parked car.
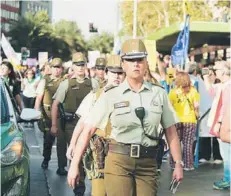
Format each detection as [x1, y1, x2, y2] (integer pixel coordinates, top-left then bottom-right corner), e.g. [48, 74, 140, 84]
[1, 78, 40, 196]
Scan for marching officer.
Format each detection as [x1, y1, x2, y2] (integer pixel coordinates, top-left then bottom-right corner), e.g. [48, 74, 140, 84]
[51, 52, 92, 196]
[67, 39, 184, 196]
[34, 58, 67, 175]
[91, 57, 107, 90]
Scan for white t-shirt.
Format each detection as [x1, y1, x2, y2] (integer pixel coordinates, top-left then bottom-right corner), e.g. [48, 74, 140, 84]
[22, 78, 38, 98]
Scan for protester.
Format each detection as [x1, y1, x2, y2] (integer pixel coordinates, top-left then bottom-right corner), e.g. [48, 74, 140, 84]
[204, 60, 230, 190]
[22, 68, 38, 109]
[169, 72, 200, 171]
[0, 60, 23, 111]
[220, 82, 230, 143]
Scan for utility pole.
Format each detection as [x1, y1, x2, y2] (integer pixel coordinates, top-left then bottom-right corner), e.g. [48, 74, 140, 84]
[133, 0, 137, 38]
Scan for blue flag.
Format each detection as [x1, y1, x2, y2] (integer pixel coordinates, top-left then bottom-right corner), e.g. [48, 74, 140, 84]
[171, 15, 190, 69]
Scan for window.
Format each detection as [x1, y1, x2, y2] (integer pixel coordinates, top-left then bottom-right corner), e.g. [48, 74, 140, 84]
[15, 13, 18, 20]
[15, 1, 20, 8]
[5, 23, 10, 31]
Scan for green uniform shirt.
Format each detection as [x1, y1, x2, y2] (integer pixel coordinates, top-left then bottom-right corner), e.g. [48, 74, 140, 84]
[87, 79, 179, 147]
[53, 76, 88, 103]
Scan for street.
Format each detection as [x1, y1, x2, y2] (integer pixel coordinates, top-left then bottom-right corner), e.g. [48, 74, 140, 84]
[25, 124, 230, 196]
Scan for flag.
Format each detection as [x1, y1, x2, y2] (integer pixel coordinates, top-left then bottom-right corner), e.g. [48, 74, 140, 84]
[171, 15, 190, 70]
[1, 33, 21, 68]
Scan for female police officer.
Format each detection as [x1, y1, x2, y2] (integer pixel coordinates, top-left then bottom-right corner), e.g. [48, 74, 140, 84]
[67, 39, 183, 196]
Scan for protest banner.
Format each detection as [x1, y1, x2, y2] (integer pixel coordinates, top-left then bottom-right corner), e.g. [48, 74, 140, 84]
[1, 33, 23, 78]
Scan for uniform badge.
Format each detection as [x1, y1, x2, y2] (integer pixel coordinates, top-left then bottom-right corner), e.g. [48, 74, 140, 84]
[114, 101, 129, 109]
[47, 83, 54, 87]
[72, 86, 80, 90]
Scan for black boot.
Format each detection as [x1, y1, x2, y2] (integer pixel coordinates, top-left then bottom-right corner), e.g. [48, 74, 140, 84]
[56, 167, 68, 176]
[41, 160, 49, 169]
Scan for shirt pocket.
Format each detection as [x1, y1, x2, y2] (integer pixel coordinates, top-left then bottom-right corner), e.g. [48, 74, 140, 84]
[148, 104, 163, 126]
[111, 107, 131, 130]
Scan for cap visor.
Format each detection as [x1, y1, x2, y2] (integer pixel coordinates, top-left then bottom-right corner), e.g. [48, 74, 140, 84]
[108, 68, 124, 73]
[95, 65, 106, 69]
[73, 61, 85, 66]
[121, 53, 147, 60]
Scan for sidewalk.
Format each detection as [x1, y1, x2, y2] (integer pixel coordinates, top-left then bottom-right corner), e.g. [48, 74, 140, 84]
[34, 124, 230, 196]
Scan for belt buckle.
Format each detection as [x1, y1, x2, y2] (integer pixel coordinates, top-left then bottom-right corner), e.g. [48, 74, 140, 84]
[130, 144, 140, 158]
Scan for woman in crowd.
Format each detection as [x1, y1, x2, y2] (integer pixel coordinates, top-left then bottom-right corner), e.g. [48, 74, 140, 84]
[21, 68, 38, 109]
[169, 72, 200, 170]
[199, 68, 222, 163]
[0, 60, 23, 111]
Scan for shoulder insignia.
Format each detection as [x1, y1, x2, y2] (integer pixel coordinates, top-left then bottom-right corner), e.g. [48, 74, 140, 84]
[151, 82, 164, 89]
[104, 84, 118, 92]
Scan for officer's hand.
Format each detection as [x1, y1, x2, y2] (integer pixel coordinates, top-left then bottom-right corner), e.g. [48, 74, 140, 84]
[50, 125, 58, 136]
[66, 145, 75, 160]
[172, 166, 183, 182]
[67, 162, 80, 189]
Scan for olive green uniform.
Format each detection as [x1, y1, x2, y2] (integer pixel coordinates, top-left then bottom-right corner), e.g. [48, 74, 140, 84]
[91, 57, 107, 90]
[36, 58, 66, 168]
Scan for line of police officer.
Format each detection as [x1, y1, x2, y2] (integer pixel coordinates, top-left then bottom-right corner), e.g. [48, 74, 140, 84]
[35, 52, 108, 195]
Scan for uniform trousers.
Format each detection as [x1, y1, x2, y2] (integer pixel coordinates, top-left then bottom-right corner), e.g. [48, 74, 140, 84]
[104, 152, 158, 196]
[43, 119, 67, 168]
[170, 122, 196, 168]
[92, 178, 106, 196]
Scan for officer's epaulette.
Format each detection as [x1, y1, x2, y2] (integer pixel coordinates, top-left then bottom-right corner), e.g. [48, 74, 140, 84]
[150, 82, 164, 89]
[104, 85, 118, 92]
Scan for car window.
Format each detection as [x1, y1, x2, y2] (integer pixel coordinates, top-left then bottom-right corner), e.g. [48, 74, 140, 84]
[0, 81, 10, 124]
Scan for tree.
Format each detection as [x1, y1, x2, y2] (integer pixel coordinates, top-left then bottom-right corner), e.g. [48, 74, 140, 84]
[87, 32, 114, 54]
[8, 11, 87, 61]
[54, 20, 87, 54]
[120, 1, 213, 37]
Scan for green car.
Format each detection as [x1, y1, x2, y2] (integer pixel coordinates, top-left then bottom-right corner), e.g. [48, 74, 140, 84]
[1, 79, 31, 196]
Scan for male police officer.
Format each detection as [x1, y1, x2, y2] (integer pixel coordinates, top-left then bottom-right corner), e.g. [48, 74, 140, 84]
[51, 52, 92, 196]
[91, 57, 107, 90]
[34, 58, 67, 175]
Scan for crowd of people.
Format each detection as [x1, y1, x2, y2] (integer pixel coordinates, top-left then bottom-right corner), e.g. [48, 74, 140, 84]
[0, 38, 230, 196]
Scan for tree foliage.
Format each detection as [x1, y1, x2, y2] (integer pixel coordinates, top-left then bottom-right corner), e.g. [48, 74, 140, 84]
[8, 11, 86, 61]
[120, 0, 213, 37]
[87, 32, 114, 54]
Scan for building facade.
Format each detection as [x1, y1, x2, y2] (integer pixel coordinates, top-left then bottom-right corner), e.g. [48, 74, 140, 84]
[20, 1, 52, 21]
[1, 0, 20, 35]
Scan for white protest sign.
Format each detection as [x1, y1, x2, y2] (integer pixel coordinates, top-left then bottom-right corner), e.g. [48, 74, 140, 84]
[38, 52, 48, 68]
[88, 51, 100, 68]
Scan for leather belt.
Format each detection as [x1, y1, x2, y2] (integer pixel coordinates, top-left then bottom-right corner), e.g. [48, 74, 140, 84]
[109, 143, 159, 158]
